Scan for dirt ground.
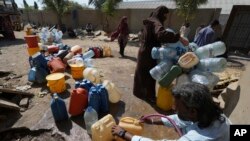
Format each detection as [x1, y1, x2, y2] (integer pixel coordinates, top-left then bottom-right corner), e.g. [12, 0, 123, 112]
[0, 31, 246, 140]
[0, 31, 179, 140]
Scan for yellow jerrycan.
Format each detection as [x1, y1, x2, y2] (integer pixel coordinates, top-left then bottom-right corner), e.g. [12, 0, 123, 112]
[118, 117, 143, 135]
[115, 117, 143, 141]
[156, 86, 173, 111]
[91, 114, 116, 141]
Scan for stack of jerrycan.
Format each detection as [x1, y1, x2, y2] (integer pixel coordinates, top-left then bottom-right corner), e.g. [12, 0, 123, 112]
[25, 35, 40, 56]
[68, 88, 88, 116]
[50, 93, 68, 121]
[28, 52, 49, 83]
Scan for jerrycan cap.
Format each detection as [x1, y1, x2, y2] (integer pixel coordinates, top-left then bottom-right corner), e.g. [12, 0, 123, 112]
[53, 93, 58, 98]
[86, 106, 95, 112]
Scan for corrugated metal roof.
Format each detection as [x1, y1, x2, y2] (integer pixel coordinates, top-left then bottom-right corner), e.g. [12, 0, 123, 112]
[118, 0, 250, 14]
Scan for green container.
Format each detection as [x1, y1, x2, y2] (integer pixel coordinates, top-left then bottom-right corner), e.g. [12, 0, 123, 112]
[159, 65, 182, 87]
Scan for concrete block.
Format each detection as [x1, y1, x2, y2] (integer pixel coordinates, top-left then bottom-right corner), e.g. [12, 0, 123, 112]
[19, 98, 29, 108]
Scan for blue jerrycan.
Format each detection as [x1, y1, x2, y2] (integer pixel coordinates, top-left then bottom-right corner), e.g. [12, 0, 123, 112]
[88, 86, 100, 113]
[50, 93, 69, 121]
[96, 84, 109, 113]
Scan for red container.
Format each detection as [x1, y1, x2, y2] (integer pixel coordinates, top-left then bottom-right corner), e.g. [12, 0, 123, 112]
[89, 47, 101, 58]
[48, 45, 59, 54]
[69, 88, 88, 116]
[24, 35, 38, 48]
[48, 57, 66, 73]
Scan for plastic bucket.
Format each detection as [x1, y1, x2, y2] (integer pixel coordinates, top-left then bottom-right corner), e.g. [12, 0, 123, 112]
[24, 35, 38, 48]
[46, 73, 66, 93]
[70, 64, 85, 79]
[27, 47, 40, 56]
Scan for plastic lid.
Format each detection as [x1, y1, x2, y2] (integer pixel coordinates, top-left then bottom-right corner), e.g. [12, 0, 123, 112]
[46, 73, 65, 81]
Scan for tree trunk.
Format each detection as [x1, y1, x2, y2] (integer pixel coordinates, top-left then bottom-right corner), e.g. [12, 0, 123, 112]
[57, 13, 62, 27]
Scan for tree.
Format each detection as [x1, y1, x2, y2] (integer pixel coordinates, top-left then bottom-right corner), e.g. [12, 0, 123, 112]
[34, 1, 39, 10]
[88, 0, 106, 9]
[101, 0, 122, 32]
[174, 0, 208, 22]
[23, 0, 29, 9]
[12, 0, 18, 10]
[41, 0, 69, 26]
[88, 0, 122, 32]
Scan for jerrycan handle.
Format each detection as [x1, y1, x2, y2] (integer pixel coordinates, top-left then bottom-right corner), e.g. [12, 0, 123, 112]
[120, 117, 140, 125]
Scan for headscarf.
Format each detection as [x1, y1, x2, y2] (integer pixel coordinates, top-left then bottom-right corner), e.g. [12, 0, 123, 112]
[150, 5, 169, 24]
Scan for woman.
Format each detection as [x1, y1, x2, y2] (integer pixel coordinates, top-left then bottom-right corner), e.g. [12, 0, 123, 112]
[111, 16, 129, 57]
[133, 5, 180, 103]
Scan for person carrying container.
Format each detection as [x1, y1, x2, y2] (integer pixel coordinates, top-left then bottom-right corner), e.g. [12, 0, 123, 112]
[133, 5, 179, 103]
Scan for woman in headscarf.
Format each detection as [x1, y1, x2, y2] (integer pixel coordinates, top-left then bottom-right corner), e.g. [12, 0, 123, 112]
[111, 16, 129, 57]
[133, 5, 180, 103]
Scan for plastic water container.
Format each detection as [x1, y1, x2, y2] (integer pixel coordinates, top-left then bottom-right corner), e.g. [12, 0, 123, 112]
[68, 88, 88, 116]
[50, 93, 68, 121]
[102, 46, 112, 57]
[32, 52, 48, 71]
[84, 106, 98, 134]
[75, 81, 81, 88]
[71, 45, 82, 55]
[102, 80, 121, 103]
[82, 50, 95, 60]
[158, 65, 182, 87]
[28, 67, 36, 82]
[55, 50, 68, 61]
[88, 87, 101, 113]
[69, 64, 84, 79]
[35, 67, 48, 84]
[118, 117, 144, 135]
[157, 86, 173, 111]
[190, 69, 219, 90]
[96, 84, 109, 113]
[79, 79, 94, 92]
[188, 42, 199, 52]
[48, 57, 65, 73]
[83, 58, 94, 67]
[24, 35, 39, 48]
[195, 41, 226, 59]
[178, 52, 199, 69]
[150, 61, 173, 81]
[47, 45, 59, 54]
[83, 67, 101, 84]
[151, 47, 177, 60]
[197, 57, 227, 72]
[91, 114, 116, 141]
[63, 52, 74, 64]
